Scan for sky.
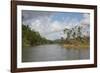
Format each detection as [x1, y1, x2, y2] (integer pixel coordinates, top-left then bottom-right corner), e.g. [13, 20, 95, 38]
[22, 10, 90, 40]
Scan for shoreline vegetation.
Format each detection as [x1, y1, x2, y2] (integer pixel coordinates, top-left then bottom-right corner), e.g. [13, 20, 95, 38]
[22, 24, 54, 48]
[61, 37, 90, 49]
[22, 24, 90, 49]
[63, 44, 89, 49]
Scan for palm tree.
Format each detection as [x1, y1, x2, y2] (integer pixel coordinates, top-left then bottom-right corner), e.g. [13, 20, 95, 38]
[72, 32, 76, 39]
[63, 28, 70, 40]
[77, 26, 82, 41]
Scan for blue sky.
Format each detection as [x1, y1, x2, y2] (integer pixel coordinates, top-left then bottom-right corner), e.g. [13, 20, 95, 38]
[22, 10, 90, 40]
[51, 12, 83, 23]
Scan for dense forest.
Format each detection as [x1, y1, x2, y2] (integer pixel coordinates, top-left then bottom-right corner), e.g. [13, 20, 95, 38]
[22, 24, 53, 48]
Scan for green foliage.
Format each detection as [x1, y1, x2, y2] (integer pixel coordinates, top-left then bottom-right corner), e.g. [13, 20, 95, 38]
[63, 26, 89, 46]
[22, 24, 53, 48]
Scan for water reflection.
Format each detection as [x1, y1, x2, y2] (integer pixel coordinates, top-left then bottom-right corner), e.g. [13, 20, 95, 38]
[22, 44, 90, 62]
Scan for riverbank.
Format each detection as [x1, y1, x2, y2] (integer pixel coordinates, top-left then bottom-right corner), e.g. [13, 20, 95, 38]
[63, 44, 89, 49]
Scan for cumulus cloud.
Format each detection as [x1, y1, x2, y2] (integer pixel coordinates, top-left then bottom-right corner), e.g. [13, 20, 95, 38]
[29, 16, 66, 40]
[22, 10, 54, 25]
[80, 13, 90, 36]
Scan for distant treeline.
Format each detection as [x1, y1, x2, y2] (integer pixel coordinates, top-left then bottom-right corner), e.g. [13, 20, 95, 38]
[22, 24, 53, 48]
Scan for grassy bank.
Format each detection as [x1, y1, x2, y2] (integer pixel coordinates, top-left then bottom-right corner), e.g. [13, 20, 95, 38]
[63, 44, 89, 49]
[62, 37, 90, 49]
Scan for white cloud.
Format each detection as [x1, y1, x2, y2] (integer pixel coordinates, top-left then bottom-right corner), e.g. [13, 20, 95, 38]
[30, 16, 66, 40]
[51, 21, 62, 31]
[80, 13, 90, 36]
[81, 13, 90, 25]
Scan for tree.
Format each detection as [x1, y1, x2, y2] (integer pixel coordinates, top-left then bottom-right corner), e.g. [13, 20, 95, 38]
[22, 24, 53, 48]
[75, 26, 82, 42]
[63, 28, 70, 40]
[77, 27, 82, 38]
[72, 32, 76, 39]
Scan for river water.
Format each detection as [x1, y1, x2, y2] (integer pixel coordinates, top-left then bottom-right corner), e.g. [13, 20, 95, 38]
[22, 44, 90, 62]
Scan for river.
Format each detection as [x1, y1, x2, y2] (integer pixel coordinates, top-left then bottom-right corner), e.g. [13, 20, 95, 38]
[22, 44, 90, 62]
